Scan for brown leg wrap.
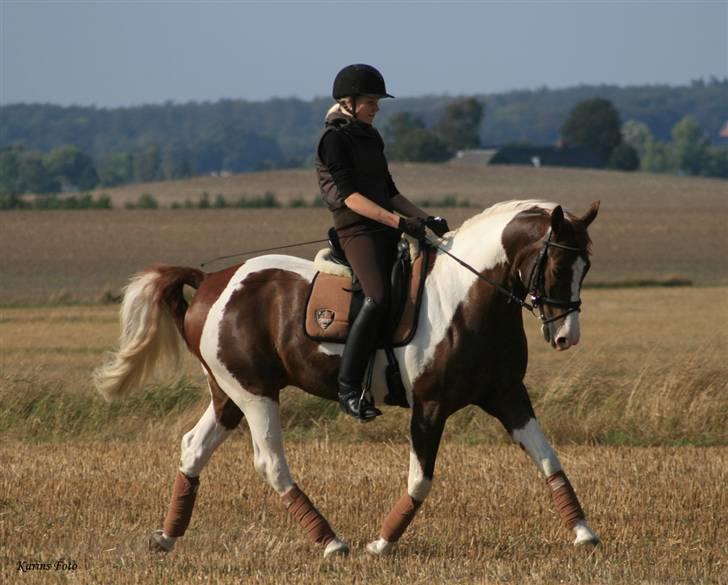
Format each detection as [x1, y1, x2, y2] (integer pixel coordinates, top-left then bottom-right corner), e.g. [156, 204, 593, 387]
[546, 470, 585, 529]
[162, 472, 200, 537]
[281, 484, 335, 546]
[380, 492, 423, 543]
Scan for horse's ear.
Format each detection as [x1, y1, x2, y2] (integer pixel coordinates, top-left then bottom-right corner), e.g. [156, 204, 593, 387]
[581, 200, 600, 227]
[550, 205, 564, 234]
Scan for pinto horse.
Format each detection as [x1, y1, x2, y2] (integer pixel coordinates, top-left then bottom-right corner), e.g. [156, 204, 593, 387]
[94, 199, 601, 557]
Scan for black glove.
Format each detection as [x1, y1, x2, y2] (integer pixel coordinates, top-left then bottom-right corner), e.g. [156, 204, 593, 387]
[398, 216, 426, 240]
[425, 216, 450, 237]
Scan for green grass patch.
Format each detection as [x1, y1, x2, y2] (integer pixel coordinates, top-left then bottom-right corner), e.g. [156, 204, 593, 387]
[0, 378, 205, 442]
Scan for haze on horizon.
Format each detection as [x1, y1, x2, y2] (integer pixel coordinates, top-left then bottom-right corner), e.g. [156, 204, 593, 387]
[1, 1, 726, 108]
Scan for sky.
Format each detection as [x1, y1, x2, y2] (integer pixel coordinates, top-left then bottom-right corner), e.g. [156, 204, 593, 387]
[1, 0, 727, 107]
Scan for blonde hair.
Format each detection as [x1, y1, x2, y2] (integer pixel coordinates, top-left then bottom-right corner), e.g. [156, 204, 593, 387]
[325, 99, 355, 120]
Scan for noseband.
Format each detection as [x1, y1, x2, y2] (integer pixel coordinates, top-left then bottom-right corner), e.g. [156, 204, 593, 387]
[524, 227, 585, 326]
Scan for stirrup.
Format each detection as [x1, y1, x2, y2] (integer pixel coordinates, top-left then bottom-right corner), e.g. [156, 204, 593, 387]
[338, 389, 382, 423]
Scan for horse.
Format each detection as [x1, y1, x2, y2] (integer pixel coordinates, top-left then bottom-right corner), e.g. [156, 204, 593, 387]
[94, 199, 601, 557]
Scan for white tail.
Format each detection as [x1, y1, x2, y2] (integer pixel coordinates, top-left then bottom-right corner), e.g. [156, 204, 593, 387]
[94, 267, 202, 400]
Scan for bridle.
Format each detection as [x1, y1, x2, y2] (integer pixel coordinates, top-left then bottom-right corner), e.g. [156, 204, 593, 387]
[432, 225, 586, 331]
[522, 226, 586, 326]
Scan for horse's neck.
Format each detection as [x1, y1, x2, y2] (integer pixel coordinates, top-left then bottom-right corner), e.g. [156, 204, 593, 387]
[424, 203, 551, 330]
[422, 212, 513, 334]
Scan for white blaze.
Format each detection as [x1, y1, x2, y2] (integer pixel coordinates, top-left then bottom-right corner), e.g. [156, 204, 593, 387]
[553, 256, 586, 348]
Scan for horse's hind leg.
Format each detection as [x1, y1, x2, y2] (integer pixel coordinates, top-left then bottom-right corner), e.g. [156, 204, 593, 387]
[233, 388, 349, 558]
[483, 383, 599, 545]
[151, 377, 243, 552]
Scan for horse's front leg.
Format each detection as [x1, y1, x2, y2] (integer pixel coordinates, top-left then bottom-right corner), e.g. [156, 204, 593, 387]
[488, 384, 600, 545]
[512, 416, 599, 544]
[367, 399, 446, 555]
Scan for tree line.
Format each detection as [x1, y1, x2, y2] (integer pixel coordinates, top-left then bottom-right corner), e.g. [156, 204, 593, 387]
[1, 79, 727, 196]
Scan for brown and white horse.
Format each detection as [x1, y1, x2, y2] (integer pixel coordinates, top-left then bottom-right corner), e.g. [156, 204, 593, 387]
[94, 199, 600, 557]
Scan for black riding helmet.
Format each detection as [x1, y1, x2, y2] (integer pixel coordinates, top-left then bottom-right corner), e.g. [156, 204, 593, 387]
[332, 64, 394, 100]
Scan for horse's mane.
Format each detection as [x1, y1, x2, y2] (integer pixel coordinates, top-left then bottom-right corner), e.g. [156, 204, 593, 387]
[456, 199, 557, 235]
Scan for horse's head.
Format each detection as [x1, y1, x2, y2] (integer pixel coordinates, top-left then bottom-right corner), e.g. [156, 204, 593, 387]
[512, 201, 599, 351]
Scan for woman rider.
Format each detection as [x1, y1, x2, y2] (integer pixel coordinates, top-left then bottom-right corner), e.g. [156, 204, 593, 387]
[315, 64, 449, 421]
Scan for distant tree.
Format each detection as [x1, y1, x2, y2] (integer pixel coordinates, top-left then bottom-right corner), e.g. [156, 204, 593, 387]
[608, 143, 640, 171]
[701, 147, 728, 178]
[671, 116, 709, 175]
[46, 145, 99, 190]
[391, 128, 452, 162]
[0, 145, 22, 195]
[18, 150, 59, 193]
[561, 98, 622, 162]
[98, 152, 133, 187]
[385, 112, 425, 139]
[133, 144, 162, 182]
[641, 139, 675, 174]
[622, 120, 652, 161]
[433, 97, 484, 152]
[384, 112, 451, 162]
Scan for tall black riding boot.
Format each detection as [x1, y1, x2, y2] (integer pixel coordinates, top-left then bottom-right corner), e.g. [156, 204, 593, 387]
[338, 297, 384, 422]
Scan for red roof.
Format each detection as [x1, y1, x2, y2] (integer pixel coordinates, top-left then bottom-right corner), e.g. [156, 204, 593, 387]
[721, 122, 728, 138]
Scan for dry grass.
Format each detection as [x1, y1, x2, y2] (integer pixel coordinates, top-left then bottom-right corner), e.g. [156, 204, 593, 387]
[1, 287, 726, 446]
[2, 166, 727, 582]
[1, 441, 726, 584]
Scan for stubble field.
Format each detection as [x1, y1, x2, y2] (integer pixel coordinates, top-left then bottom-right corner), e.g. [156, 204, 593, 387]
[1, 165, 727, 583]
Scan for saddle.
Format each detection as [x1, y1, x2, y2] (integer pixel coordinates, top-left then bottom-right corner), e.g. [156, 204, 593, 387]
[304, 230, 433, 348]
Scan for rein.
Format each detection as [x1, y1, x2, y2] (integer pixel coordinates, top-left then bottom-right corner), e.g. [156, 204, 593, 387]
[200, 225, 585, 326]
[430, 226, 585, 326]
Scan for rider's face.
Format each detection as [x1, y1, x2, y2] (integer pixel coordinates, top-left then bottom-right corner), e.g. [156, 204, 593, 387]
[354, 96, 380, 125]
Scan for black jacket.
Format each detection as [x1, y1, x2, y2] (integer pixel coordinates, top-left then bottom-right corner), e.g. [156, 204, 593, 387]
[315, 112, 399, 230]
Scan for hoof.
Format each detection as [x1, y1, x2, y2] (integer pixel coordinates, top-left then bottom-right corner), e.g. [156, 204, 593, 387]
[324, 538, 350, 558]
[366, 537, 395, 556]
[573, 522, 600, 546]
[149, 529, 175, 553]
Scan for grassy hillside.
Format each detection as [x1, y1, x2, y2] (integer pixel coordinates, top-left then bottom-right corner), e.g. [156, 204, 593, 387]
[91, 162, 728, 210]
[2, 165, 726, 305]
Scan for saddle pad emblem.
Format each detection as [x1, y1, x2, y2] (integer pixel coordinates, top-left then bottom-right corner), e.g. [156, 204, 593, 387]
[315, 308, 335, 330]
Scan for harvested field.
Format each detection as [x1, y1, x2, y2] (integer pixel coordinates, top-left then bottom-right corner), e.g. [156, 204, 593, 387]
[91, 162, 728, 211]
[1, 441, 726, 584]
[2, 205, 727, 305]
[4, 164, 725, 304]
[2, 167, 727, 584]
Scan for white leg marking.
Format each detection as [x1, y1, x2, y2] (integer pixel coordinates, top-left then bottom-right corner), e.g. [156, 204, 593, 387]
[242, 395, 294, 495]
[407, 448, 432, 501]
[366, 537, 395, 555]
[573, 520, 600, 545]
[324, 538, 350, 557]
[511, 418, 562, 478]
[152, 529, 177, 551]
[179, 402, 232, 477]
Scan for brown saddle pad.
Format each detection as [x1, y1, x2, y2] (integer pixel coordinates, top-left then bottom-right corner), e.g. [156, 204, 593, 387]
[304, 247, 434, 347]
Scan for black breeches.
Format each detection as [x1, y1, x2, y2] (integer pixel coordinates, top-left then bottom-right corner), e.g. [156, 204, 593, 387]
[337, 227, 400, 307]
